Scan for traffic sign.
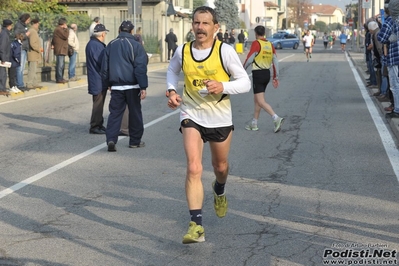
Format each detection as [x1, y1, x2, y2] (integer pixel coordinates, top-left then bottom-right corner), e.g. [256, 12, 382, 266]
[348, 19, 353, 26]
[363, 0, 371, 9]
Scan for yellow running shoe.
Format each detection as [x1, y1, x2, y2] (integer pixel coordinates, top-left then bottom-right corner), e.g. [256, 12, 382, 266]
[182, 221, 205, 244]
[212, 181, 228, 218]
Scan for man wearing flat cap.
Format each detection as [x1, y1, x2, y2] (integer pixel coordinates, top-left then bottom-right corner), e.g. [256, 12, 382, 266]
[101, 20, 148, 152]
[0, 19, 13, 96]
[86, 23, 109, 135]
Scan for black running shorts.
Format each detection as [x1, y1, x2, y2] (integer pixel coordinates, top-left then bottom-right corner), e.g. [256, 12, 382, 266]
[252, 69, 271, 94]
[180, 119, 234, 143]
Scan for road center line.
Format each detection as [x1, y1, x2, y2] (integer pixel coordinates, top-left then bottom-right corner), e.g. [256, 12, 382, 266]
[278, 54, 295, 62]
[346, 53, 399, 182]
[0, 109, 179, 200]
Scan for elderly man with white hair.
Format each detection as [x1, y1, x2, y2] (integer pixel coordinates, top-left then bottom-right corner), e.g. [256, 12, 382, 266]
[368, 21, 383, 96]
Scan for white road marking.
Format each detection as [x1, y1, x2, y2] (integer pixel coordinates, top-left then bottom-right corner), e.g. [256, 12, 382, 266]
[0, 66, 168, 106]
[346, 53, 399, 182]
[0, 109, 179, 199]
[247, 54, 294, 77]
[278, 54, 295, 62]
[0, 85, 87, 106]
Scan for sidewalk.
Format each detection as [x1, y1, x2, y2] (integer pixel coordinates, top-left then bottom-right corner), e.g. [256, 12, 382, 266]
[348, 50, 399, 145]
[0, 62, 169, 104]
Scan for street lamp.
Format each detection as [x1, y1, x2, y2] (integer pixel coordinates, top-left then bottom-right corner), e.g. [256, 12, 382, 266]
[161, 0, 169, 63]
[161, 0, 176, 62]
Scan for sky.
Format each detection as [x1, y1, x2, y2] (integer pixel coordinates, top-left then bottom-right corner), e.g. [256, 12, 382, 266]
[313, 0, 347, 11]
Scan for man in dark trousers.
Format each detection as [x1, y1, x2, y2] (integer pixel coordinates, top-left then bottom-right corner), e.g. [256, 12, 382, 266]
[52, 18, 69, 84]
[216, 29, 223, 41]
[101, 20, 148, 152]
[86, 23, 109, 135]
[224, 29, 229, 44]
[238, 29, 245, 44]
[0, 19, 13, 96]
[165, 28, 177, 61]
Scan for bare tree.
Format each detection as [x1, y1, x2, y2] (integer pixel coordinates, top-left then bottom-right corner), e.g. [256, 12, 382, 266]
[288, 0, 313, 28]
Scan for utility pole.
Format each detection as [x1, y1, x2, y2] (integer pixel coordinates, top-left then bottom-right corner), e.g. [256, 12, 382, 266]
[357, 0, 361, 52]
[133, 0, 136, 28]
[372, 0, 375, 17]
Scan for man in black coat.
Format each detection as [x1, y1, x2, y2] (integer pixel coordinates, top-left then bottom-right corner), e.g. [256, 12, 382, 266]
[238, 30, 245, 44]
[86, 24, 109, 134]
[216, 29, 223, 41]
[165, 28, 177, 61]
[0, 19, 13, 96]
[224, 30, 229, 44]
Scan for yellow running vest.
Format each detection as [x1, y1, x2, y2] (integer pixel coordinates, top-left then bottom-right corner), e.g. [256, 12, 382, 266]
[181, 40, 232, 127]
[253, 40, 273, 70]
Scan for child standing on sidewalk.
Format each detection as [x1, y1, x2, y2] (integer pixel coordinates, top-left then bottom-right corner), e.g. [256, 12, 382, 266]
[8, 33, 24, 93]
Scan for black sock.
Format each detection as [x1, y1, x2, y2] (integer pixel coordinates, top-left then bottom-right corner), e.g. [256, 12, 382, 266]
[213, 180, 225, 195]
[190, 209, 202, 226]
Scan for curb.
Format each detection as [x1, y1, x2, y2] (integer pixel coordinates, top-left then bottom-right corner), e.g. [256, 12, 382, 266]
[0, 62, 169, 104]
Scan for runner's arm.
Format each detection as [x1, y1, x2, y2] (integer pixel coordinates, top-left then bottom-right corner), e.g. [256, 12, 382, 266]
[243, 41, 260, 69]
[166, 45, 183, 92]
[271, 45, 279, 80]
[221, 45, 251, 95]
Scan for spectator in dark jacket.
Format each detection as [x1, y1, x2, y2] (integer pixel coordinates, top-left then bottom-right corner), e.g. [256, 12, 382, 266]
[8, 33, 24, 93]
[85, 23, 108, 134]
[101, 20, 148, 152]
[224, 30, 229, 44]
[238, 30, 245, 44]
[13, 13, 30, 90]
[52, 18, 69, 84]
[165, 28, 177, 61]
[229, 29, 236, 46]
[216, 29, 223, 41]
[0, 19, 13, 96]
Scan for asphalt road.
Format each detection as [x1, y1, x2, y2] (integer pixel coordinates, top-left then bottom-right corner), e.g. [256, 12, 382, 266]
[0, 42, 398, 266]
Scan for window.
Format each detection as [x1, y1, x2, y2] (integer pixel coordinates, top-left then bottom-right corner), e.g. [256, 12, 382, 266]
[120, 10, 129, 21]
[69, 10, 88, 15]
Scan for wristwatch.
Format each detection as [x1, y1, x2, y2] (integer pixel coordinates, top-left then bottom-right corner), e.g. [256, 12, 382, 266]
[165, 89, 176, 97]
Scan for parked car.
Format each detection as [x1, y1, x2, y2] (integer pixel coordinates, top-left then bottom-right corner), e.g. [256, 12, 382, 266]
[267, 32, 299, 50]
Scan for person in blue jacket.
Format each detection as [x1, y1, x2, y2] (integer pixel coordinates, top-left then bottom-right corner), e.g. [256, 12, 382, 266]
[338, 30, 348, 52]
[101, 20, 148, 152]
[9, 33, 24, 93]
[85, 24, 109, 134]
